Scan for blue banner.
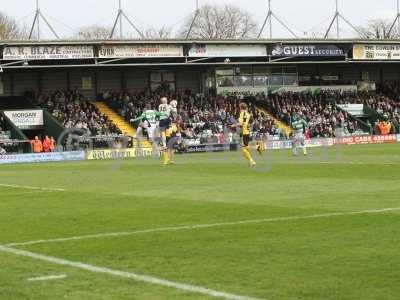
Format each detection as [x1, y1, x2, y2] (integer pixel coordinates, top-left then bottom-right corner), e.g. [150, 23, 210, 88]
[0, 151, 85, 165]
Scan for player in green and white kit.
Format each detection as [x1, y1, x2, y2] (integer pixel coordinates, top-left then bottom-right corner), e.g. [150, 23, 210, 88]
[131, 104, 164, 142]
[158, 97, 172, 149]
[291, 114, 308, 156]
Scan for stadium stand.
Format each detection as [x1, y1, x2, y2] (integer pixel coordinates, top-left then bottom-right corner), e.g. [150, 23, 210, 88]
[103, 89, 283, 144]
[101, 86, 400, 144]
[31, 90, 122, 136]
[0, 96, 33, 110]
[15, 83, 397, 152]
[264, 91, 366, 138]
[0, 114, 9, 139]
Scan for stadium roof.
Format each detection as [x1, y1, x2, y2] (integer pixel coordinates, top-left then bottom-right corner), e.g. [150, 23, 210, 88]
[2, 38, 400, 46]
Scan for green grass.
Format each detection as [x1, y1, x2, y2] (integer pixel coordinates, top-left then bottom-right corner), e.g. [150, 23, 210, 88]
[1, 144, 400, 300]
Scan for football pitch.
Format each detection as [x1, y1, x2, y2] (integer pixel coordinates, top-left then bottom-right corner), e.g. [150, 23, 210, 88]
[1, 144, 400, 300]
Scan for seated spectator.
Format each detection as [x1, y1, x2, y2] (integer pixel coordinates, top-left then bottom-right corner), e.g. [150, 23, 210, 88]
[265, 91, 366, 138]
[32, 89, 122, 137]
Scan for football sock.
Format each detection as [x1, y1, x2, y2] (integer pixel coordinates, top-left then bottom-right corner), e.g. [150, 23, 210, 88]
[162, 150, 169, 164]
[303, 146, 308, 155]
[243, 146, 255, 164]
[169, 150, 175, 163]
[256, 142, 264, 155]
[293, 146, 298, 156]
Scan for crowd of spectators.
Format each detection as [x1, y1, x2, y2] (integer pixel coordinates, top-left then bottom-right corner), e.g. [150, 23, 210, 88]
[265, 91, 366, 138]
[104, 88, 282, 144]
[0, 114, 9, 140]
[31, 90, 122, 136]
[0, 115, 8, 154]
[103, 87, 400, 141]
[20, 84, 400, 150]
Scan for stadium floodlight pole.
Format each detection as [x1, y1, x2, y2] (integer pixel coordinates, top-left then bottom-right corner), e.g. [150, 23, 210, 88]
[388, 0, 400, 38]
[119, 0, 123, 39]
[36, 0, 40, 40]
[109, 0, 144, 39]
[336, 0, 339, 39]
[186, 0, 200, 40]
[258, 0, 298, 39]
[28, 2, 39, 40]
[324, 0, 340, 39]
[258, 0, 272, 39]
[324, 0, 364, 39]
[110, 0, 123, 39]
[28, 0, 60, 40]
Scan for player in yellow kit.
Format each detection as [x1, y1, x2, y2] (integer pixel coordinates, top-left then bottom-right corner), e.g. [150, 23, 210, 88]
[164, 118, 182, 165]
[233, 102, 256, 167]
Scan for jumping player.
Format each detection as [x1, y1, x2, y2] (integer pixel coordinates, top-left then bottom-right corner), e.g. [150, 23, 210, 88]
[233, 102, 256, 167]
[169, 99, 178, 120]
[291, 113, 308, 156]
[158, 97, 171, 146]
[130, 104, 160, 144]
[158, 97, 173, 164]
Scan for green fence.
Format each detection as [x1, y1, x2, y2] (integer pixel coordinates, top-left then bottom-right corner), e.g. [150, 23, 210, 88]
[43, 109, 66, 142]
[335, 104, 373, 134]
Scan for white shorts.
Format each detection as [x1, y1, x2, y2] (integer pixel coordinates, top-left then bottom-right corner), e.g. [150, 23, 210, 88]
[293, 132, 305, 146]
[147, 125, 158, 140]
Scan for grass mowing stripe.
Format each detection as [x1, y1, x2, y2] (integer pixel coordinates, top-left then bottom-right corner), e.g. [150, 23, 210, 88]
[0, 246, 261, 300]
[5, 207, 400, 247]
[27, 274, 67, 282]
[0, 184, 65, 192]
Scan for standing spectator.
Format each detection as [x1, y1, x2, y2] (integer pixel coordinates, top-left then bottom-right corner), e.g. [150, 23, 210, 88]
[50, 137, 56, 152]
[43, 136, 51, 152]
[379, 120, 392, 135]
[31, 136, 43, 153]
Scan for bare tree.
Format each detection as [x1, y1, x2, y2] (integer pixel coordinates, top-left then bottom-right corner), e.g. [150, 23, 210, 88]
[0, 12, 27, 40]
[143, 26, 172, 39]
[358, 19, 399, 39]
[180, 4, 258, 39]
[76, 25, 110, 40]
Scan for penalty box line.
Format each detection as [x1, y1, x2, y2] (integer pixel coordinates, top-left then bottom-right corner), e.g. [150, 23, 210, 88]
[4, 207, 400, 248]
[0, 245, 260, 300]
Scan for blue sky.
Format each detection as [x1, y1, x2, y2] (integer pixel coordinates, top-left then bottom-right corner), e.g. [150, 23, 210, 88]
[2, 0, 399, 38]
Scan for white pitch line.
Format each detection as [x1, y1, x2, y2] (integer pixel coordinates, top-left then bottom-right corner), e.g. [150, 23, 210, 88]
[27, 274, 67, 282]
[5, 207, 400, 248]
[268, 160, 400, 166]
[0, 246, 260, 300]
[0, 183, 65, 192]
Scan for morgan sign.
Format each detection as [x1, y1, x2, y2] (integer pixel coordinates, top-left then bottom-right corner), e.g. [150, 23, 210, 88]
[4, 110, 44, 129]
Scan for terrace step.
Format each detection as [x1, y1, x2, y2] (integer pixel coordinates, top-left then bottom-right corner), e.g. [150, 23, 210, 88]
[91, 101, 152, 148]
[256, 107, 292, 136]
